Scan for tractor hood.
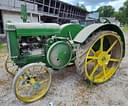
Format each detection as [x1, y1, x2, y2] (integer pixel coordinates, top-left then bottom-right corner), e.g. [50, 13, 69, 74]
[6, 23, 60, 36]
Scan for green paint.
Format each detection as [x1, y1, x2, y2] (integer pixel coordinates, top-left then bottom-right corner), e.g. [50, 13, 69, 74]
[60, 23, 83, 39]
[47, 41, 72, 69]
[16, 28, 60, 36]
[21, 4, 27, 22]
[7, 31, 19, 57]
[14, 55, 46, 67]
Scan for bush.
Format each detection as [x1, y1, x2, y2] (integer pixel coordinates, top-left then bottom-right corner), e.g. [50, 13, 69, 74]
[123, 25, 128, 32]
[0, 42, 3, 49]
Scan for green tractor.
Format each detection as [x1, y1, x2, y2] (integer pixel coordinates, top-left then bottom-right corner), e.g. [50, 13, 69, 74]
[5, 4, 125, 103]
[5, 22, 125, 103]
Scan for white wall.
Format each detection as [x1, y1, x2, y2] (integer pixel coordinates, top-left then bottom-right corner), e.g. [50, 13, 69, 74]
[2, 11, 38, 32]
[0, 0, 38, 11]
[28, 14, 39, 23]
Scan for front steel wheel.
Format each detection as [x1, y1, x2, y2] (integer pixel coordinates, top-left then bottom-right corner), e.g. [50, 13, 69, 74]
[85, 31, 123, 83]
[13, 63, 52, 103]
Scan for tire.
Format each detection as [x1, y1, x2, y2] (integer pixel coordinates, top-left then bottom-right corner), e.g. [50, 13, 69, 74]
[75, 31, 123, 83]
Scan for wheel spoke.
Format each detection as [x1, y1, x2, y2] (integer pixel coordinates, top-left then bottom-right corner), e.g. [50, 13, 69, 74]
[30, 78, 36, 85]
[19, 76, 24, 80]
[100, 37, 104, 51]
[18, 84, 31, 91]
[110, 58, 120, 62]
[86, 60, 94, 65]
[8, 67, 17, 71]
[87, 56, 98, 60]
[32, 66, 35, 72]
[103, 65, 106, 79]
[90, 48, 95, 54]
[40, 79, 49, 85]
[107, 40, 118, 53]
[27, 86, 34, 96]
[90, 64, 99, 77]
[40, 67, 47, 73]
[25, 69, 32, 77]
[7, 65, 15, 68]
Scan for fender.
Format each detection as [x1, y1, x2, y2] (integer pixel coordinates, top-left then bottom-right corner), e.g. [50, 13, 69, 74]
[74, 23, 125, 57]
[59, 23, 83, 39]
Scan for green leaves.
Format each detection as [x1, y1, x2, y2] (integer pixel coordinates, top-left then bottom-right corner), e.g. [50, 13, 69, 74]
[97, 0, 128, 25]
[97, 5, 115, 17]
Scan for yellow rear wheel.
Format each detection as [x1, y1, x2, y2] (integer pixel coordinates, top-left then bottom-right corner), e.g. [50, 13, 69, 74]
[13, 63, 52, 103]
[85, 31, 123, 83]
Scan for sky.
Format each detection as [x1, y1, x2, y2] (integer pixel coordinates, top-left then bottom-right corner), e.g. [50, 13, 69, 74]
[60, 0, 126, 11]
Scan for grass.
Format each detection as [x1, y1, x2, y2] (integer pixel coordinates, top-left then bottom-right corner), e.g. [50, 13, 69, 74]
[123, 25, 128, 32]
[0, 42, 7, 53]
[0, 42, 4, 49]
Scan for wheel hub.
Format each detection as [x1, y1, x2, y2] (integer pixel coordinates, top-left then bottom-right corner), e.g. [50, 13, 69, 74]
[97, 51, 110, 66]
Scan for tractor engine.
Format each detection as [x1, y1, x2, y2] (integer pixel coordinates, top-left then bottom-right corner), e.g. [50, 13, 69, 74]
[6, 23, 82, 69]
[19, 36, 47, 55]
[18, 35, 73, 69]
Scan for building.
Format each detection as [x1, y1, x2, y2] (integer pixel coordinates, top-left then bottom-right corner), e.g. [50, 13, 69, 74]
[0, 0, 88, 34]
[85, 12, 99, 26]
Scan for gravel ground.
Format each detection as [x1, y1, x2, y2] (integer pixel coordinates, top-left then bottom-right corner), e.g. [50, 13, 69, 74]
[0, 33, 128, 106]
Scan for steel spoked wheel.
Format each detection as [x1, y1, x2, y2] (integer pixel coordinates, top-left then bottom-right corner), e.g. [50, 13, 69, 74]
[13, 63, 52, 103]
[85, 31, 123, 83]
[5, 56, 18, 76]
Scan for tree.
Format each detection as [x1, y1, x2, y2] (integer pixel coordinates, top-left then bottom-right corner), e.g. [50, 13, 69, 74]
[80, 4, 86, 10]
[116, 0, 128, 24]
[76, 3, 79, 7]
[76, 3, 87, 11]
[97, 5, 115, 17]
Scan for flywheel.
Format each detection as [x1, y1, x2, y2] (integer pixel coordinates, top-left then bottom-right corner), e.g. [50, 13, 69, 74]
[47, 41, 72, 69]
